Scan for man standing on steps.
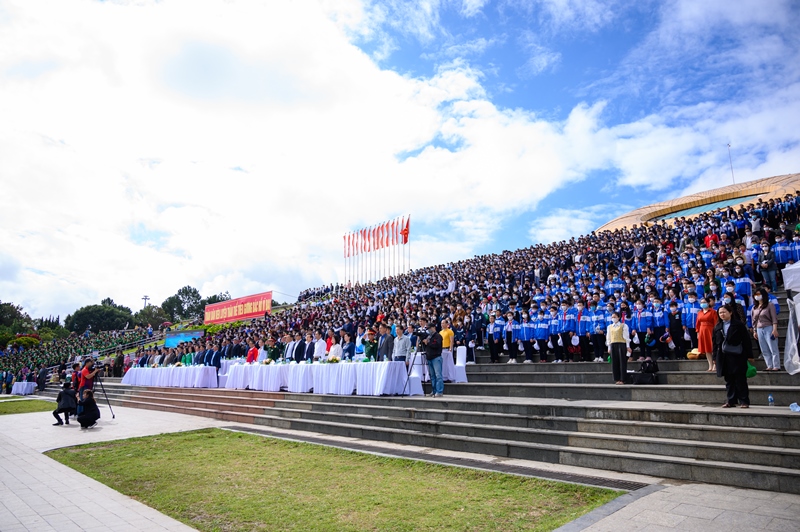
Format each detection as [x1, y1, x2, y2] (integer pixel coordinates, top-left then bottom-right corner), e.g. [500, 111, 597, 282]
[439, 319, 454, 367]
[424, 323, 444, 397]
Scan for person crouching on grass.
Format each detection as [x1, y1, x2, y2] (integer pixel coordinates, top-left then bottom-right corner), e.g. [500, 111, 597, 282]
[77, 389, 101, 429]
[52, 382, 78, 426]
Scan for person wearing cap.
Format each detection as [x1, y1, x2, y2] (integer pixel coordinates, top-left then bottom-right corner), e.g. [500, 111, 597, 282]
[362, 329, 378, 360]
[424, 323, 444, 397]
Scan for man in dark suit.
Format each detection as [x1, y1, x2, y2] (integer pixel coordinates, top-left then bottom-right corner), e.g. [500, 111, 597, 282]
[304, 333, 315, 362]
[139, 350, 150, 367]
[231, 337, 245, 360]
[204, 343, 222, 372]
[293, 333, 306, 364]
[194, 343, 209, 366]
[377, 323, 394, 362]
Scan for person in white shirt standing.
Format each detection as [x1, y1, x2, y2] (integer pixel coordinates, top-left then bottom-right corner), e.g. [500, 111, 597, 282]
[392, 327, 411, 362]
[313, 330, 327, 361]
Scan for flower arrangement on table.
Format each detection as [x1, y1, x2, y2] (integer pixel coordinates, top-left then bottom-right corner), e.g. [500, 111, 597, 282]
[174, 362, 183, 367]
[327, 356, 340, 364]
[151, 363, 159, 368]
[261, 359, 274, 365]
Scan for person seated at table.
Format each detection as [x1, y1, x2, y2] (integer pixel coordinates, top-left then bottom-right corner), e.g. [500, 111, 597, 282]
[246, 340, 259, 363]
[194, 343, 210, 366]
[362, 329, 378, 360]
[204, 343, 222, 373]
[256, 339, 269, 362]
[342, 331, 356, 360]
[304, 333, 316, 362]
[52, 382, 77, 426]
[313, 330, 327, 361]
[392, 326, 411, 362]
[77, 389, 100, 429]
[328, 334, 343, 360]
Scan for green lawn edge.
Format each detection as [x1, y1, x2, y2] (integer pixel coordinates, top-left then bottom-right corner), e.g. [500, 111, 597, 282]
[47, 428, 622, 531]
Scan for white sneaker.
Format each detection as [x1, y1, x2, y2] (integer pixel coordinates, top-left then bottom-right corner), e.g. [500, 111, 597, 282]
[523, 360, 532, 364]
[466, 361, 475, 365]
[508, 359, 517, 364]
[554, 359, 562, 363]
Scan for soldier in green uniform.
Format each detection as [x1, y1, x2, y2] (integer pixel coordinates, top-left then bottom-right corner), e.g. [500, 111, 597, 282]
[362, 329, 378, 360]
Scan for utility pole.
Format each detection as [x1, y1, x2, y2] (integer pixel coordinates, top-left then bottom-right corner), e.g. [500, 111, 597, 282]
[142, 295, 150, 308]
[727, 143, 735, 184]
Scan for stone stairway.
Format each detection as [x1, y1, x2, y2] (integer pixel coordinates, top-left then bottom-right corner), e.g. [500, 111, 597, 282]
[38, 378, 800, 494]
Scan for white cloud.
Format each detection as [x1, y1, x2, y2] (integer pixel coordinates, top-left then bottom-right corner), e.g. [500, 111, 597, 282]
[460, 0, 491, 17]
[528, 204, 632, 244]
[517, 31, 561, 76]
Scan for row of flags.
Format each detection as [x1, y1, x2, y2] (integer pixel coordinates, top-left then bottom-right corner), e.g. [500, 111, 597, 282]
[344, 216, 410, 257]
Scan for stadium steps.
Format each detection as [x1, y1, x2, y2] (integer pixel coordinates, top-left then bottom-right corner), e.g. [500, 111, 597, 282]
[463, 370, 799, 385]
[37, 382, 800, 493]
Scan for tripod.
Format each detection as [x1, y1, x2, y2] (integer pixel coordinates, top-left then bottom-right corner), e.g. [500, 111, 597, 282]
[95, 373, 115, 419]
[400, 350, 426, 397]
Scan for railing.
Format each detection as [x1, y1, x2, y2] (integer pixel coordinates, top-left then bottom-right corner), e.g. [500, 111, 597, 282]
[96, 331, 165, 356]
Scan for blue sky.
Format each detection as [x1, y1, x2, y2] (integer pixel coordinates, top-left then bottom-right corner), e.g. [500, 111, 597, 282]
[0, 0, 799, 318]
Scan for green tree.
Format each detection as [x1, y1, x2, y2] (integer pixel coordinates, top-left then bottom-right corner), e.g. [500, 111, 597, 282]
[65, 304, 132, 332]
[201, 291, 231, 307]
[161, 295, 182, 322]
[177, 286, 203, 319]
[133, 305, 170, 327]
[0, 301, 30, 329]
[101, 298, 133, 315]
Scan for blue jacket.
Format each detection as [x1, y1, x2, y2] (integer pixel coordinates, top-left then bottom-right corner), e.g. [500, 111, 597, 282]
[486, 321, 503, 341]
[630, 307, 653, 332]
[651, 306, 669, 328]
[575, 308, 593, 335]
[519, 320, 536, 341]
[548, 314, 560, 336]
[556, 308, 577, 334]
[682, 300, 700, 328]
[534, 317, 551, 340]
[773, 242, 791, 264]
[589, 308, 606, 334]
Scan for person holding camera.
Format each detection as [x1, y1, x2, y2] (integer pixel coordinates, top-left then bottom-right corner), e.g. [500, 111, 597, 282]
[424, 323, 444, 397]
[78, 359, 100, 398]
[52, 382, 78, 426]
[77, 389, 101, 429]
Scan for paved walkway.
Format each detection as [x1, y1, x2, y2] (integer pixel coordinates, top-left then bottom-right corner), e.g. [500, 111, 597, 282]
[0, 402, 226, 532]
[2, 399, 798, 532]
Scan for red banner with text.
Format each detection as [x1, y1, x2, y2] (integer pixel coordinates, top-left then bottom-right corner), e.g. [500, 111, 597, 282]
[203, 291, 272, 324]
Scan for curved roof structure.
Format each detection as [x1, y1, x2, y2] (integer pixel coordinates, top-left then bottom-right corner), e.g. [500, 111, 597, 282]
[596, 172, 800, 232]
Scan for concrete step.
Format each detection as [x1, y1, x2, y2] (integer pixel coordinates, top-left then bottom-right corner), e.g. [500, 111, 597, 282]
[108, 395, 800, 494]
[464, 371, 800, 386]
[429, 381, 800, 406]
[465, 360, 741, 373]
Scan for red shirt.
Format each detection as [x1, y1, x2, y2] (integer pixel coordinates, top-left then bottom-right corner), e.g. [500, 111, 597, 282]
[80, 367, 94, 389]
[246, 347, 259, 363]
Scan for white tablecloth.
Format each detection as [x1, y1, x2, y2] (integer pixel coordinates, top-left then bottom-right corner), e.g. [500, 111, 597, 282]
[11, 382, 37, 395]
[224, 361, 409, 396]
[220, 358, 245, 376]
[122, 367, 218, 388]
[420, 351, 460, 382]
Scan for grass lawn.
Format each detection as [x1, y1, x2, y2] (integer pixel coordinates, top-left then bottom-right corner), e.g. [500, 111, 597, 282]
[0, 399, 54, 415]
[47, 428, 620, 531]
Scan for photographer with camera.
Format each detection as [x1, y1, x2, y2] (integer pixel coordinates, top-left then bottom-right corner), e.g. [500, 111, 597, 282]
[78, 358, 100, 398]
[423, 323, 444, 398]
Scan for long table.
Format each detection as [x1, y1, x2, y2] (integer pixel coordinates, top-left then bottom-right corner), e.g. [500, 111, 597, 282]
[11, 382, 37, 395]
[122, 366, 218, 388]
[225, 361, 411, 396]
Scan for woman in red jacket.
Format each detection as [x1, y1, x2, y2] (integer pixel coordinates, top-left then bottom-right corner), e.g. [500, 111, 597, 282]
[245, 340, 259, 363]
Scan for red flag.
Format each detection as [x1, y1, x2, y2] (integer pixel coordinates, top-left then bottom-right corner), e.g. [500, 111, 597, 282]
[392, 219, 397, 246]
[376, 225, 382, 251]
[343, 234, 346, 258]
[381, 222, 387, 249]
[401, 216, 410, 244]
[372, 226, 377, 250]
[361, 228, 367, 253]
[384, 222, 390, 247]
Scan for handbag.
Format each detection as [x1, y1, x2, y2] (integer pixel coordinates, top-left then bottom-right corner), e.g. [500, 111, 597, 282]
[746, 361, 757, 379]
[722, 340, 742, 355]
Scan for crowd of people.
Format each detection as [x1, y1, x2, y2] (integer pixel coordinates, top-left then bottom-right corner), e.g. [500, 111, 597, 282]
[0, 329, 148, 393]
[116, 192, 799, 399]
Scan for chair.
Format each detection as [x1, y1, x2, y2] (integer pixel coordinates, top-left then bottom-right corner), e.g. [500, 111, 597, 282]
[454, 346, 468, 383]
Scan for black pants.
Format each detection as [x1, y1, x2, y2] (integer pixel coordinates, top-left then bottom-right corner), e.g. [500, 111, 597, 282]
[669, 328, 685, 359]
[521, 340, 536, 361]
[652, 326, 667, 359]
[610, 343, 628, 383]
[578, 335, 591, 361]
[687, 328, 698, 350]
[551, 334, 563, 360]
[77, 414, 98, 428]
[488, 337, 501, 362]
[724, 371, 750, 406]
[53, 408, 75, 424]
[506, 332, 518, 360]
[634, 331, 651, 358]
[466, 345, 475, 363]
[591, 334, 605, 360]
[560, 332, 573, 361]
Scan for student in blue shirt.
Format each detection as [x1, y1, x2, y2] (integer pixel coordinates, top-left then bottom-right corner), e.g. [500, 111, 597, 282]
[519, 313, 537, 363]
[547, 307, 563, 363]
[682, 293, 701, 349]
[630, 300, 654, 360]
[574, 300, 593, 362]
[650, 298, 669, 360]
[556, 301, 577, 362]
[486, 314, 503, 363]
[589, 301, 607, 362]
[531, 310, 550, 362]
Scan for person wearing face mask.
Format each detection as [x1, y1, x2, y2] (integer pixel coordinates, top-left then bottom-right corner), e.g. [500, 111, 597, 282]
[721, 285, 747, 325]
[589, 301, 607, 362]
[630, 299, 654, 361]
[650, 298, 669, 360]
[772, 235, 791, 279]
[547, 306, 563, 363]
[789, 235, 800, 265]
[574, 300, 593, 362]
[758, 241, 778, 292]
[557, 301, 578, 362]
[713, 304, 753, 408]
[682, 293, 700, 350]
[696, 297, 719, 372]
[752, 288, 781, 371]
[533, 310, 551, 362]
[606, 312, 632, 385]
[667, 301, 685, 359]
[485, 314, 502, 363]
